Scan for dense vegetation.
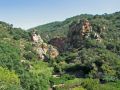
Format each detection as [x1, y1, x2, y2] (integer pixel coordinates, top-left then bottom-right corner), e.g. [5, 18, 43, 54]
[0, 11, 120, 90]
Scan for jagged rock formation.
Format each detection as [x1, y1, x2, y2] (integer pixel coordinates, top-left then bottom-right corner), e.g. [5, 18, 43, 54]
[80, 20, 92, 39]
[68, 19, 102, 47]
[31, 30, 59, 60]
[68, 20, 92, 44]
[35, 43, 59, 60]
[31, 30, 43, 44]
[36, 43, 48, 60]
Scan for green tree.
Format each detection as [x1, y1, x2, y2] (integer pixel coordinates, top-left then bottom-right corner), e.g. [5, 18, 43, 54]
[20, 61, 53, 90]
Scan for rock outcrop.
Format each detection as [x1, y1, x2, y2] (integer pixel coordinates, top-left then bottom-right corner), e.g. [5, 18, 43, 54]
[31, 30, 59, 60]
[36, 43, 48, 60]
[31, 30, 43, 44]
[68, 19, 102, 47]
[68, 20, 92, 44]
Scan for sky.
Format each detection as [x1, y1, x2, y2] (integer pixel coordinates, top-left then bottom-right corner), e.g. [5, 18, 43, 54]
[0, 0, 120, 29]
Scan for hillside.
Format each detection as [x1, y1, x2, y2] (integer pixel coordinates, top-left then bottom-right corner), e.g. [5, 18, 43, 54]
[0, 21, 53, 90]
[0, 11, 120, 90]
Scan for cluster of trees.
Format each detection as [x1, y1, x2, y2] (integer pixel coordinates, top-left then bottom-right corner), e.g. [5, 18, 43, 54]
[0, 22, 53, 90]
[0, 40, 53, 90]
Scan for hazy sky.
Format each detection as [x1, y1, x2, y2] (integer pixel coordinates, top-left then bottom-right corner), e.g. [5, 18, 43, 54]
[0, 0, 120, 29]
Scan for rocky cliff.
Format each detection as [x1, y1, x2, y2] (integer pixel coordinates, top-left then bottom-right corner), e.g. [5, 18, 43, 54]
[67, 19, 102, 48]
[31, 30, 59, 60]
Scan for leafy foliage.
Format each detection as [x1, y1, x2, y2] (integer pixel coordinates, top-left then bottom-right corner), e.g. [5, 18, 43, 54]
[0, 67, 21, 90]
[0, 41, 20, 70]
[20, 61, 53, 90]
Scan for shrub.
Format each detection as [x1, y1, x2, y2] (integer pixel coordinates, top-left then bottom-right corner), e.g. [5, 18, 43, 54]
[99, 81, 120, 90]
[81, 78, 99, 90]
[0, 41, 20, 70]
[23, 52, 36, 60]
[0, 67, 21, 90]
[20, 61, 53, 90]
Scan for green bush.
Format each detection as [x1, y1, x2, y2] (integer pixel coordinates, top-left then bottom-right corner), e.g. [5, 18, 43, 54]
[81, 78, 99, 90]
[0, 67, 21, 90]
[23, 52, 36, 60]
[0, 41, 20, 70]
[20, 61, 53, 90]
[99, 81, 120, 90]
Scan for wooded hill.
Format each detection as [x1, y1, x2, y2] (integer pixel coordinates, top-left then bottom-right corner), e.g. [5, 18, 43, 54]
[0, 11, 120, 90]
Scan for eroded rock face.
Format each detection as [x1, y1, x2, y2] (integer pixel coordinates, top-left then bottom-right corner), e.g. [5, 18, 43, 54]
[31, 31, 43, 44]
[68, 19, 102, 47]
[31, 31, 59, 60]
[36, 43, 48, 60]
[36, 43, 59, 60]
[81, 20, 92, 38]
[68, 20, 92, 45]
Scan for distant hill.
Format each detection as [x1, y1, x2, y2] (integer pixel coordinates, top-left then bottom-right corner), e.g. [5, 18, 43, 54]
[28, 12, 120, 41]
[0, 21, 30, 41]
